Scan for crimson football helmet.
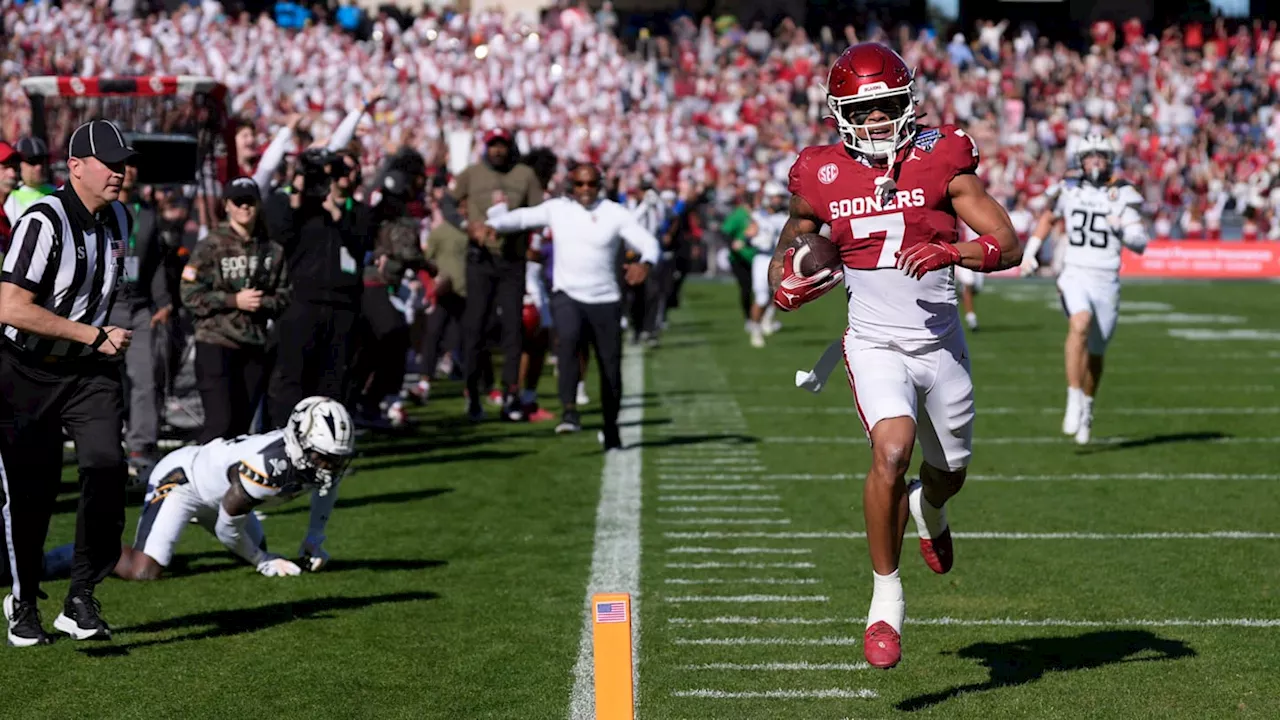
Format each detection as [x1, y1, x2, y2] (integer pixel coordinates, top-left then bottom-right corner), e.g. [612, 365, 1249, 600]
[826, 43, 918, 159]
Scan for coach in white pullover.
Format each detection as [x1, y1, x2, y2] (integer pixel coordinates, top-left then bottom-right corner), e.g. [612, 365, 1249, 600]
[487, 163, 660, 450]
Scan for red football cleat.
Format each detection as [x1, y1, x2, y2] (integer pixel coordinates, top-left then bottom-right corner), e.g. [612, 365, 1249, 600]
[526, 407, 555, 423]
[864, 621, 902, 669]
[919, 528, 954, 574]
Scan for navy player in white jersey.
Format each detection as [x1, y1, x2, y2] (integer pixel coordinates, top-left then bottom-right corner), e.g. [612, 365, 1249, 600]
[1021, 133, 1150, 444]
[46, 397, 356, 581]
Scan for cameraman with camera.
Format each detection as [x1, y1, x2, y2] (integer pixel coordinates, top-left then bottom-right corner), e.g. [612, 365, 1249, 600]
[264, 147, 372, 428]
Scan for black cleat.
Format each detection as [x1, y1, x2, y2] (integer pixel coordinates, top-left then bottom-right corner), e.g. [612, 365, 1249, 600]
[555, 410, 582, 435]
[5, 594, 54, 647]
[54, 592, 111, 641]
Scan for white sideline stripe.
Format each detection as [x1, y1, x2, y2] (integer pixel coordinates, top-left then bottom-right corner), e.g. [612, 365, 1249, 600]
[970, 473, 1280, 482]
[568, 347, 644, 720]
[679, 662, 871, 671]
[672, 688, 878, 700]
[659, 495, 783, 501]
[665, 546, 813, 555]
[745, 406, 1280, 416]
[665, 577, 821, 585]
[658, 519, 793, 526]
[659, 506, 785, 513]
[674, 636, 858, 646]
[658, 485, 776, 491]
[666, 595, 829, 603]
[666, 562, 816, 569]
[668, 616, 1280, 628]
[766, 436, 1280, 446]
[663, 531, 1280, 540]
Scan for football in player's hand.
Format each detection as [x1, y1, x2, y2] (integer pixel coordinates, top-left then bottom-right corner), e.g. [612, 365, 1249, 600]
[788, 233, 843, 277]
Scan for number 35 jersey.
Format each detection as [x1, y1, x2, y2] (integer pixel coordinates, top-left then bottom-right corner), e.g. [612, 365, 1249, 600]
[788, 125, 980, 350]
[1047, 178, 1144, 274]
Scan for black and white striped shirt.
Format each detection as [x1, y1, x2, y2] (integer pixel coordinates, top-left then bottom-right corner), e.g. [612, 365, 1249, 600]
[1, 187, 131, 359]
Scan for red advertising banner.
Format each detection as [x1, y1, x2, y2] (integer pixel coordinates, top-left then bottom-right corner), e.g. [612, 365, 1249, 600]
[1119, 241, 1280, 279]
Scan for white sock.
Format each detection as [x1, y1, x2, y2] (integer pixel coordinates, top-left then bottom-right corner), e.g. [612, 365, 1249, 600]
[1068, 386, 1083, 407]
[520, 389, 537, 406]
[868, 569, 905, 633]
[762, 305, 777, 326]
[908, 480, 947, 540]
[1081, 394, 1094, 414]
[965, 311, 977, 325]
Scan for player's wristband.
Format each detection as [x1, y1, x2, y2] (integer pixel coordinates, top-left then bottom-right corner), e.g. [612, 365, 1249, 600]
[975, 235, 1003, 272]
[90, 327, 110, 350]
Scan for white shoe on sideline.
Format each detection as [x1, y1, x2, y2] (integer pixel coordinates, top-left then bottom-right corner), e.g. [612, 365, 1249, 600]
[1075, 407, 1092, 445]
[1062, 401, 1081, 436]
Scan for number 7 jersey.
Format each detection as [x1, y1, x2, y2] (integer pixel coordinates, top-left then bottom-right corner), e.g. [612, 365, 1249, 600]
[788, 124, 980, 349]
[1047, 178, 1144, 273]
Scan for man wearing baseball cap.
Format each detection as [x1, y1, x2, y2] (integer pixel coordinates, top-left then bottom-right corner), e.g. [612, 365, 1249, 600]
[2, 137, 56, 222]
[0, 142, 20, 259]
[443, 127, 542, 422]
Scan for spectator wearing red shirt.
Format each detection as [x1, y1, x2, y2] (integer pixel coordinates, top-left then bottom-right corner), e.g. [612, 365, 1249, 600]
[0, 142, 19, 255]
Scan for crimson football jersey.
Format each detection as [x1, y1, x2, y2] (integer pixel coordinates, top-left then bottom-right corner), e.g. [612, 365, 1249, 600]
[788, 124, 980, 348]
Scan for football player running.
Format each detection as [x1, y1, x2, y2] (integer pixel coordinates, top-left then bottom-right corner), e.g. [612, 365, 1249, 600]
[747, 182, 790, 347]
[768, 43, 1022, 670]
[46, 397, 356, 585]
[1020, 133, 1149, 445]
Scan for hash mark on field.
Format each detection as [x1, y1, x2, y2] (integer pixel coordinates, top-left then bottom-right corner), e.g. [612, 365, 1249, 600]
[659, 506, 785, 513]
[663, 531, 1280, 540]
[669, 616, 851, 625]
[659, 474, 763, 481]
[664, 577, 821, 585]
[665, 546, 813, 555]
[659, 494, 782, 501]
[666, 595, 828, 603]
[673, 636, 858, 646]
[762, 473, 856, 481]
[665, 562, 816, 569]
[679, 662, 871, 672]
[658, 519, 792, 526]
[672, 688, 878, 700]
[658, 485, 776, 491]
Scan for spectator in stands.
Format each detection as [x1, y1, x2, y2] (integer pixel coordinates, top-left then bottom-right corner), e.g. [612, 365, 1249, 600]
[0, 142, 19, 257]
[2, 137, 54, 220]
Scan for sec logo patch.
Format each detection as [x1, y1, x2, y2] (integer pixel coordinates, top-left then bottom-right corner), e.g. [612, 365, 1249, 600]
[818, 163, 839, 185]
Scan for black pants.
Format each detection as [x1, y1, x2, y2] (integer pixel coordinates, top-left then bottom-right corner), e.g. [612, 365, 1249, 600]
[462, 248, 525, 404]
[268, 301, 358, 428]
[551, 292, 622, 446]
[195, 342, 269, 443]
[0, 349, 127, 602]
[730, 255, 753, 320]
[352, 285, 409, 411]
[421, 291, 465, 379]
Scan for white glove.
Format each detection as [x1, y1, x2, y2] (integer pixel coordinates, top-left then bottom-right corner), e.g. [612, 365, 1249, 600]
[257, 554, 303, 577]
[795, 369, 825, 394]
[1018, 254, 1040, 277]
[298, 536, 330, 572]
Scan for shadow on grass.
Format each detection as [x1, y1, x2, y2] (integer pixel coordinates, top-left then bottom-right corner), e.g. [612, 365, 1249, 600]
[897, 630, 1196, 712]
[266, 487, 454, 517]
[1082, 431, 1229, 454]
[632, 433, 758, 449]
[80, 591, 440, 657]
[165, 553, 446, 580]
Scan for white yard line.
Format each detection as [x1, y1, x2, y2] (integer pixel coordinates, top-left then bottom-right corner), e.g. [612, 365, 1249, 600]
[765, 436, 1280, 446]
[567, 347, 644, 720]
[664, 577, 821, 585]
[669, 616, 851, 625]
[678, 662, 871, 671]
[665, 595, 829, 603]
[665, 562, 816, 570]
[659, 494, 782, 501]
[663, 531, 1280, 540]
[671, 689, 878, 700]
[665, 546, 813, 555]
[658, 519, 793, 526]
[673, 636, 859, 646]
[658, 506, 785, 514]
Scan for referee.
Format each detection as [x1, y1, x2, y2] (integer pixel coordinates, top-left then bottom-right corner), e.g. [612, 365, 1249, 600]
[486, 163, 659, 450]
[0, 120, 136, 646]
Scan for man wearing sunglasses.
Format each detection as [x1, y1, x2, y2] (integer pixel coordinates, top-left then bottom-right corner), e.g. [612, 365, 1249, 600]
[486, 163, 660, 451]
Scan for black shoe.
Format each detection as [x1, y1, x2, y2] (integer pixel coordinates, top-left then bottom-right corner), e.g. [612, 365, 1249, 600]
[598, 429, 623, 452]
[502, 394, 525, 422]
[555, 410, 582, 434]
[53, 591, 111, 641]
[5, 594, 54, 647]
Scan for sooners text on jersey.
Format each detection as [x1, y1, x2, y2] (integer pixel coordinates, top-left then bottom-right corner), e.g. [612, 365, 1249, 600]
[788, 124, 980, 348]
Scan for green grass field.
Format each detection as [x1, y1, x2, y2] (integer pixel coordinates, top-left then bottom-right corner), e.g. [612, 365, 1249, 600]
[1, 279, 1278, 719]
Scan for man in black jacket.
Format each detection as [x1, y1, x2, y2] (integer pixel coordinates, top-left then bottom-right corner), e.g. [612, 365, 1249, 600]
[110, 165, 178, 479]
[264, 148, 371, 428]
